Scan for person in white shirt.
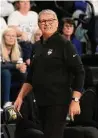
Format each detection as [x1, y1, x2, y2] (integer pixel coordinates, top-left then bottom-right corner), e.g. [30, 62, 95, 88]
[8, 0, 38, 43]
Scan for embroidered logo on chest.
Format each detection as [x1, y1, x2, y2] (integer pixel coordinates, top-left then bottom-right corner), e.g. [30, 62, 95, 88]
[47, 49, 53, 55]
[33, 54, 35, 58]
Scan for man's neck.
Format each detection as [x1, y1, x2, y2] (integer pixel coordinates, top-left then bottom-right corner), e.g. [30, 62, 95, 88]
[43, 31, 57, 41]
[43, 34, 52, 41]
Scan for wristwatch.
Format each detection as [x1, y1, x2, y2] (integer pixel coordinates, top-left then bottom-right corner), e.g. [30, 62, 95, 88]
[72, 97, 80, 102]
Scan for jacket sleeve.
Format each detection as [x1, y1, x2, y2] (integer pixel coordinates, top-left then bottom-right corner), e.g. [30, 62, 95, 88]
[64, 41, 85, 93]
[1, 62, 16, 70]
[0, 55, 23, 70]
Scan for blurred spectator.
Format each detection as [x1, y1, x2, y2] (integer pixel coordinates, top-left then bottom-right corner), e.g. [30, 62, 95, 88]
[19, 41, 33, 66]
[1, 27, 27, 106]
[8, 0, 38, 43]
[19, 29, 42, 67]
[72, 0, 96, 54]
[18, 29, 42, 66]
[60, 18, 82, 56]
[34, 29, 42, 42]
[0, 0, 15, 17]
[0, 17, 7, 44]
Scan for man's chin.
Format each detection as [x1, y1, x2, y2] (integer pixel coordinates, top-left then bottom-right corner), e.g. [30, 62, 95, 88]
[43, 30, 55, 35]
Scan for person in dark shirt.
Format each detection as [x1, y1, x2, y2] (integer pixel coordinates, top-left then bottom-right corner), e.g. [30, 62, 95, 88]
[14, 9, 85, 138]
[60, 17, 82, 56]
[1, 27, 27, 106]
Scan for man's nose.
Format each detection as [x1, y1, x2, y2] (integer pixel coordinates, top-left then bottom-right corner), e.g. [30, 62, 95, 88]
[45, 20, 50, 25]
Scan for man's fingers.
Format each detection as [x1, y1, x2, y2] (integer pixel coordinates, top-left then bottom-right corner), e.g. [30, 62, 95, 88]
[14, 101, 21, 112]
[70, 109, 81, 121]
[14, 103, 18, 111]
[15, 104, 20, 112]
[70, 113, 74, 121]
[76, 108, 81, 115]
[17, 104, 21, 112]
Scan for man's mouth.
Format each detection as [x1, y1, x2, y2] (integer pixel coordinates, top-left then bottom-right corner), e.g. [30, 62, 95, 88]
[44, 26, 52, 30]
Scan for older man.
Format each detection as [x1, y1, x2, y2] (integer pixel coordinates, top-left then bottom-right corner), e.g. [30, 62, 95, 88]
[14, 9, 85, 138]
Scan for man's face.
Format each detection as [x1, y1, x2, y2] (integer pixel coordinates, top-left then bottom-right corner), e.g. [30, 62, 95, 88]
[63, 23, 74, 37]
[38, 13, 58, 38]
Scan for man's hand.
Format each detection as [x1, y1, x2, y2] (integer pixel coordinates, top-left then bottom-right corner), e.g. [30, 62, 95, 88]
[14, 83, 33, 112]
[68, 100, 81, 121]
[14, 96, 23, 112]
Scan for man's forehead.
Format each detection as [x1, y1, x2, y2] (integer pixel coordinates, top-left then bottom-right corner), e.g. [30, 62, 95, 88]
[19, 0, 30, 2]
[40, 13, 54, 19]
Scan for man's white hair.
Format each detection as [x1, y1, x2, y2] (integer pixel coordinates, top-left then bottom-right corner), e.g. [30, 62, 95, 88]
[38, 9, 58, 21]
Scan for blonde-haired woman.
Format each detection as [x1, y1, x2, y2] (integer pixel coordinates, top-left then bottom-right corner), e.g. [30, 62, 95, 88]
[1, 27, 27, 106]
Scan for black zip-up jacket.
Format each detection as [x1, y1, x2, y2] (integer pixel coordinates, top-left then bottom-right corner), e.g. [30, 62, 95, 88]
[26, 32, 85, 106]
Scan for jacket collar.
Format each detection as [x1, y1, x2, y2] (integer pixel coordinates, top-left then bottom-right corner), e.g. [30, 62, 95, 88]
[40, 31, 59, 44]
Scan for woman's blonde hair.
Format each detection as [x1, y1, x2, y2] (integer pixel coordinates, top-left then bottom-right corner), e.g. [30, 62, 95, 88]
[1, 27, 21, 62]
